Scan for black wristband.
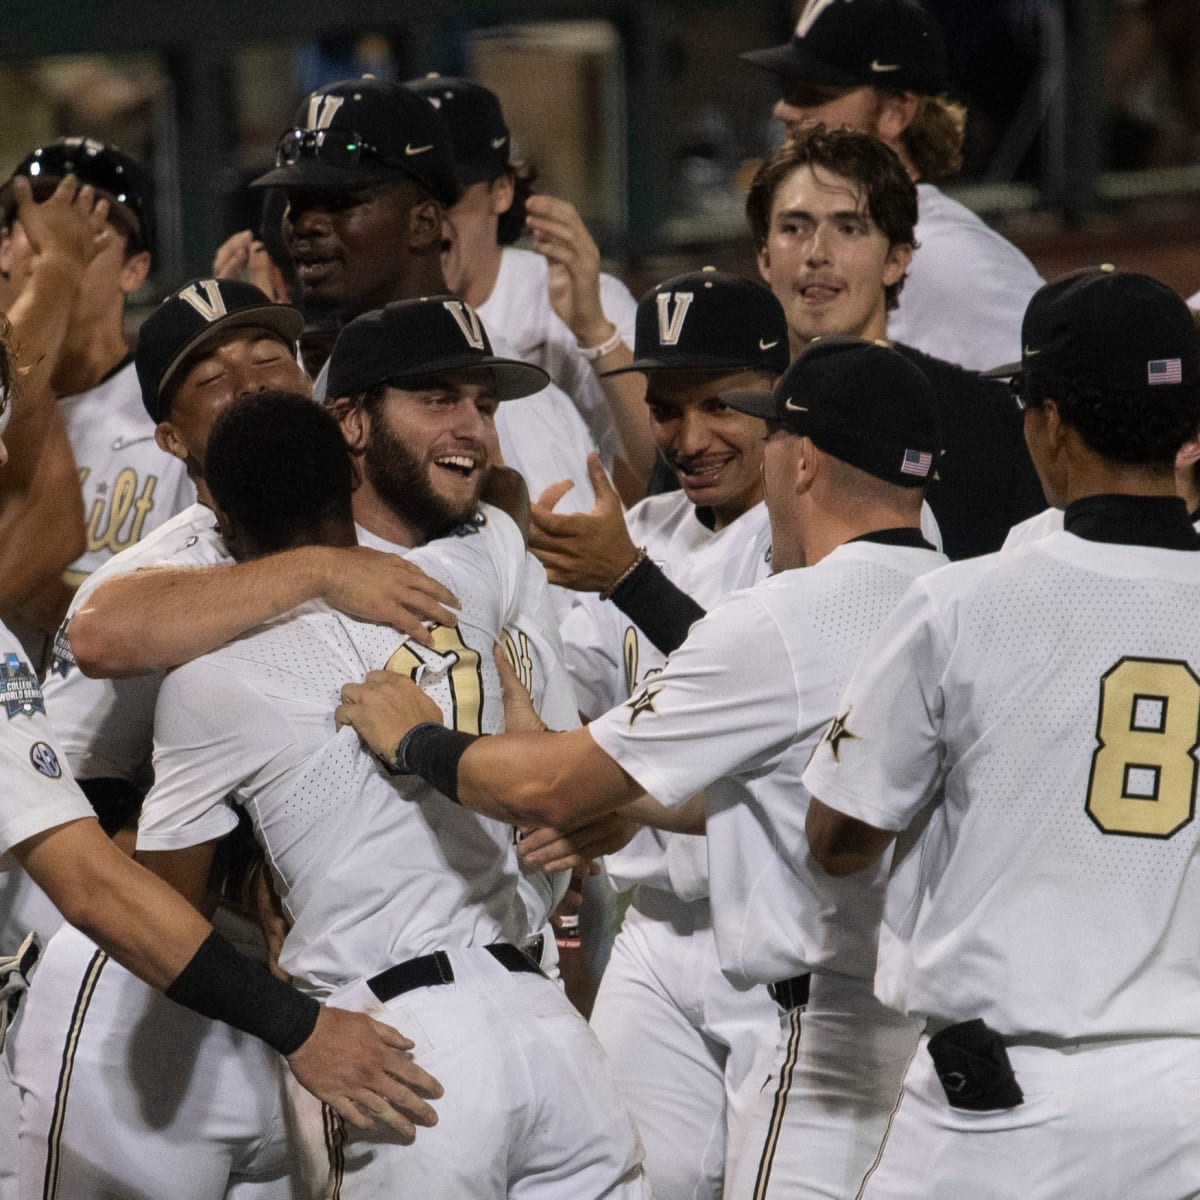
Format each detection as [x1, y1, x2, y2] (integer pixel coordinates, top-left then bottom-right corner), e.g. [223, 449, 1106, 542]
[396, 723, 479, 803]
[609, 554, 707, 656]
[165, 931, 319, 1057]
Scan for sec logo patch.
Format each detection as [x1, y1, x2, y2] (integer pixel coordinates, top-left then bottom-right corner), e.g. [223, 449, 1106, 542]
[29, 742, 62, 779]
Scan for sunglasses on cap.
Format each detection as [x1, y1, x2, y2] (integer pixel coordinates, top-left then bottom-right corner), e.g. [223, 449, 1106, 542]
[274, 127, 404, 172]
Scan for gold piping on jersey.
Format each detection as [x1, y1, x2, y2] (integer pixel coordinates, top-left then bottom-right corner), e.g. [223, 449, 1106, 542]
[41, 948, 109, 1200]
[322, 1102, 345, 1198]
[852, 1037, 920, 1200]
[750, 1005, 803, 1200]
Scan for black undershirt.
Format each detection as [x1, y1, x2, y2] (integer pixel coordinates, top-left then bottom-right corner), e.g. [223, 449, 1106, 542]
[1063, 494, 1200, 550]
[847, 527, 937, 551]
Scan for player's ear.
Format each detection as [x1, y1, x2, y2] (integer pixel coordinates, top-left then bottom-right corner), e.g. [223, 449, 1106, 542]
[756, 243, 772, 286]
[490, 173, 515, 217]
[794, 435, 818, 493]
[1175, 430, 1200, 471]
[155, 420, 188, 465]
[408, 198, 445, 252]
[882, 241, 912, 288]
[119, 249, 152, 296]
[875, 90, 919, 142]
[332, 395, 369, 452]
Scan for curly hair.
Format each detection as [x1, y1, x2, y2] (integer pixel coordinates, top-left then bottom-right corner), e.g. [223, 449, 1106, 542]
[746, 126, 918, 312]
[899, 93, 967, 183]
[497, 160, 539, 246]
[0, 314, 19, 425]
[1024, 372, 1200, 466]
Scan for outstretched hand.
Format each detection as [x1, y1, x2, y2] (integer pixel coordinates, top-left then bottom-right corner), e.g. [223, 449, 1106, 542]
[287, 1005, 442, 1139]
[529, 452, 639, 592]
[516, 812, 638, 875]
[493, 643, 547, 734]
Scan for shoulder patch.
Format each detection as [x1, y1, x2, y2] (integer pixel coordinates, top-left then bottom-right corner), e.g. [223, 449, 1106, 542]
[48, 623, 76, 680]
[29, 742, 62, 779]
[2, 654, 45, 719]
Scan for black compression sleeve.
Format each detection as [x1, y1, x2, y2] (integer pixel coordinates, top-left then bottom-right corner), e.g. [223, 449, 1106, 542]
[608, 554, 707, 655]
[165, 931, 319, 1056]
[79, 777, 144, 837]
[399, 724, 479, 803]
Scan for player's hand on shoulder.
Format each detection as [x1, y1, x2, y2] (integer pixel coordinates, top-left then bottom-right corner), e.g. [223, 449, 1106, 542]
[337, 669, 443, 763]
[315, 545, 460, 649]
[529, 452, 636, 592]
[524, 193, 609, 346]
[287, 1005, 442, 1139]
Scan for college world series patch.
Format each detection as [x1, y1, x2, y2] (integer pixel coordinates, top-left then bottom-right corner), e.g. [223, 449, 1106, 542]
[29, 742, 62, 779]
[1, 653, 45, 719]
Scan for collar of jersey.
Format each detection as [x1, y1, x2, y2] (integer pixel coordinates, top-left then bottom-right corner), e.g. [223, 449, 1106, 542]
[1064, 494, 1200, 550]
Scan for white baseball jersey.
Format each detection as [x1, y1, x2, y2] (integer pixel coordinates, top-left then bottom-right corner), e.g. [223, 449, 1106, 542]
[43, 502, 229, 785]
[888, 184, 1042, 373]
[589, 539, 947, 987]
[138, 507, 534, 997]
[478, 246, 638, 470]
[58, 363, 196, 582]
[0, 623, 92, 870]
[564, 492, 773, 895]
[803, 524, 1200, 1039]
[1001, 504, 1063, 550]
[1188, 288, 1199, 309]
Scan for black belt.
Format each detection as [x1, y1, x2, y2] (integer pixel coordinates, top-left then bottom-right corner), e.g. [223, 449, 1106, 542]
[768, 973, 811, 1011]
[368, 943, 543, 1004]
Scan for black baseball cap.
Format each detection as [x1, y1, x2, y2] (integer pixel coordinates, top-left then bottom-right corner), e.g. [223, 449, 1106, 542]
[741, 0, 948, 96]
[983, 265, 1200, 395]
[136, 279, 304, 422]
[603, 269, 790, 379]
[406, 75, 511, 186]
[726, 337, 940, 487]
[250, 77, 461, 207]
[326, 295, 549, 401]
[1, 137, 152, 252]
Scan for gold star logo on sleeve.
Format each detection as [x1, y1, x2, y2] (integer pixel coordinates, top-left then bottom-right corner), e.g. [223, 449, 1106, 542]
[626, 686, 663, 727]
[823, 710, 860, 762]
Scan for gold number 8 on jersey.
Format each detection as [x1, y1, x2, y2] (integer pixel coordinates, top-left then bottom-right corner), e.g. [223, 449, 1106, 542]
[1087, 657, 1200, 838]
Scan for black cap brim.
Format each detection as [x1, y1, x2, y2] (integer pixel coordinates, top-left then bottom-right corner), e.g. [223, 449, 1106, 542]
[979, 360, 1022, 379]
[156, 305, 305, 404]
[739, 42, 867, 89]
[719, 387, 778, 420]
[345, 354, 549, 403]
[601, 354, 781, 379]
[250, 161, 420, 191]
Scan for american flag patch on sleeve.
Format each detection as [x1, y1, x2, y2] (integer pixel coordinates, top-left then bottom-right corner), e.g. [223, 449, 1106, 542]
[900, 448, 933, 477]
[1148, 358, 1182, 385]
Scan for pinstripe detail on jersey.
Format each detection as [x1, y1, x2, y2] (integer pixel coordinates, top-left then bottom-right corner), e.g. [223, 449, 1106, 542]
[853, 1037, 919, 1200]
[41, 948, 109, 1200]
[323, 1102, 345, 1198]
[751, 1005, 803, 1200]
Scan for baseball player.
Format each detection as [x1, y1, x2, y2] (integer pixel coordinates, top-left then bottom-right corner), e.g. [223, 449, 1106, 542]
[337, 338, 949, 1200]
[746, 125, 1045, 558]
[803, 268, 1200, 1199]
[0, 139, 194, 646]
[525, 268, 785, 1199]
[135, 338, 650, 1198]
[0, 320, 443, 1165]
[742, 0, 1042, 372]
[14, 280, 453, 1199]
[251, 76, 601, 513]
[407, 74, 651, 493]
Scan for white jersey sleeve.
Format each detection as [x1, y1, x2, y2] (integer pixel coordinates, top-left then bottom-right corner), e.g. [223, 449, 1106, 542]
[1001, 506, 1064, 551]
[0, 628, 94, 868]
[138, 658, 289, 850]
[801, 574, 950, 832]
[588, 590, 798, 808]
